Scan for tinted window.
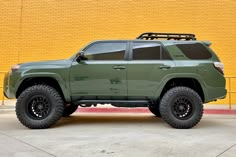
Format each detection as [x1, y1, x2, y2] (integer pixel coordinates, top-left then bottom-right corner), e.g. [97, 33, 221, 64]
[176, 43, 212, 59]
[162, 47, 171, 60]
[132, 42, 170, 60]
[84, 42, 126, 60]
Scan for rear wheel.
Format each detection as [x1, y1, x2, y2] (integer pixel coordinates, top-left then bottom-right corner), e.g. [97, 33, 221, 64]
[159, 86, 203, 129]
[16, 85, 64, 129]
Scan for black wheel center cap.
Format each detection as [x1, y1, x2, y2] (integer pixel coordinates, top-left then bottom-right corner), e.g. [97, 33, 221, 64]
[179, 105, 185, 111]
[37, 104, 44, 110]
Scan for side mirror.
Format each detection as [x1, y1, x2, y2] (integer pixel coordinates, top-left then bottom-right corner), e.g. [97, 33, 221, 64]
[76, 51, 88, 62]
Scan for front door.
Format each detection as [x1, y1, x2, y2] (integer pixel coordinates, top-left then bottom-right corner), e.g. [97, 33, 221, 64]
[70, 41, 128, 101]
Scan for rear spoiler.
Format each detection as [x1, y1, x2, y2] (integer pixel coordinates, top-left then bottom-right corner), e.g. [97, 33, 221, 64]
[202, 41, 212, 46]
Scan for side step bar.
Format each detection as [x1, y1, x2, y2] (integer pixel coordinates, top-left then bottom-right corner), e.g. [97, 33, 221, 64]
[75, 100, 151, 107]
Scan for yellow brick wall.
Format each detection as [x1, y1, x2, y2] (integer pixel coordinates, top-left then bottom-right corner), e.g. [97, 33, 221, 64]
[0, 0, 236, 104]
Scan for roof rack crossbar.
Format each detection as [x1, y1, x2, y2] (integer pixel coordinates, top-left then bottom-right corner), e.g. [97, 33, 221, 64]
[137, 32, 196, 41]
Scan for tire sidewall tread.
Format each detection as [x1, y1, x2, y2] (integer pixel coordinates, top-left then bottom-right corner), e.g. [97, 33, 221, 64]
[160, 86, 203, 129]
[16, 85, 64, 129]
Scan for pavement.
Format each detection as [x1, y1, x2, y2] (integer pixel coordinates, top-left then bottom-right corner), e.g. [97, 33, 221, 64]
[0, 101, 236, 157]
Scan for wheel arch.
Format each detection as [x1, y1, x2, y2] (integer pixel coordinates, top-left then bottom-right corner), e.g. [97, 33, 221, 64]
[156, 77, 206, 102]
[16, 76, 70, 102]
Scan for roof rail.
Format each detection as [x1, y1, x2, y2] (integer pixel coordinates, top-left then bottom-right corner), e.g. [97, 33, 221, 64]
[137, 32, 197, 41]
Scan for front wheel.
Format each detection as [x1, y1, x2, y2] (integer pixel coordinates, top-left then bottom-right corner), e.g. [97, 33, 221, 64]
[16, 85, 64, 129]
[159, 86, 203, 129]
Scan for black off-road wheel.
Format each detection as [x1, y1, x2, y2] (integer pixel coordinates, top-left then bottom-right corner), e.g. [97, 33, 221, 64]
[159, 86, 203, 129]
[63, 104, 78, 117]
[16, 85, 64, 129]
[148, 100, 161, 117]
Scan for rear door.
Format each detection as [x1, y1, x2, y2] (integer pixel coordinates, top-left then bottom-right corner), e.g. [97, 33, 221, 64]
[127, 41, 175, 99]
[70, 41, 128, 100]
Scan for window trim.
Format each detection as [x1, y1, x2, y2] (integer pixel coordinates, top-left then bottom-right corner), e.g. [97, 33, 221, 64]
[82, 40, 129, 61]
[129, 41, 172, 60]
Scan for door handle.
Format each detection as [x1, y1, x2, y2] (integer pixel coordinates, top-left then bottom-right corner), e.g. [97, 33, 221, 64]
[159, 65, 171, 69]
[113, 65, 126, 70]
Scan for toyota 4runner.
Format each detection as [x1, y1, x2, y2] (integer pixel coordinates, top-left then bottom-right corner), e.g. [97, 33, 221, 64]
[3, 32, 227, 129]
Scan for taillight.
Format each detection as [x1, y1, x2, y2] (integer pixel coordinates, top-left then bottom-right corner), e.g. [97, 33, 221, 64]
[11, 64, 21, 72]
[214, 62, 224, 75]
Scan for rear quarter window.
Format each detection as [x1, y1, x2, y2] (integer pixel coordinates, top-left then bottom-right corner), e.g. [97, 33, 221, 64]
[176, 43, 212, 59]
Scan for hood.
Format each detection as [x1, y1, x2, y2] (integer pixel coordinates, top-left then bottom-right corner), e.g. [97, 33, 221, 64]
[18, 59, 71, 70]
[21, 59, 68, 66]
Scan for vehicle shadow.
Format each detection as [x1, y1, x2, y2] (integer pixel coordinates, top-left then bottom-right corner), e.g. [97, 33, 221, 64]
[55, 113, 163, 128]
[54, 114, 230, 129]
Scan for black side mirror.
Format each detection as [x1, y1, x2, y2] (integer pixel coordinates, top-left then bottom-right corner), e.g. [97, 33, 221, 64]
[76, 52, 88, 62]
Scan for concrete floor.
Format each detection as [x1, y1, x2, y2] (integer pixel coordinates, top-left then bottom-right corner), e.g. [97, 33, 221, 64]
[0, 110, 236, 157]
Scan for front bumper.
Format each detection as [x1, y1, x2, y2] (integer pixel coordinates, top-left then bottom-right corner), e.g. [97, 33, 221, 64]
[3, 71, 16, 99]
[4, 90, 9, 99]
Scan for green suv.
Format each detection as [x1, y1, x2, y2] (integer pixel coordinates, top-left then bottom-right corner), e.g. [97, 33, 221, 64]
[3, 32, 226, 129]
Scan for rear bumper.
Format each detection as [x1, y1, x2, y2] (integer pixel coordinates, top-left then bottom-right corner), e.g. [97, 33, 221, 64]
[205, 87, 227, 103]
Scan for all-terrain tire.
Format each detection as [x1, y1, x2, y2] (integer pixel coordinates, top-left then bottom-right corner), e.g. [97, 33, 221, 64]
[16, 85, 64, 129]
[159, 86, 203, 129]
[63, 104, 78, 117]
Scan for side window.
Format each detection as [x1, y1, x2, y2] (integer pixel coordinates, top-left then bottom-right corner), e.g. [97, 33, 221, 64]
[84, 42, 126, 60]
[176, 43, 212, 59]
[132, 42, 170, 60]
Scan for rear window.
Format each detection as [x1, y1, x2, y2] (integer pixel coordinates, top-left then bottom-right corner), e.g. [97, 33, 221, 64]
[176, 43, 212, 59]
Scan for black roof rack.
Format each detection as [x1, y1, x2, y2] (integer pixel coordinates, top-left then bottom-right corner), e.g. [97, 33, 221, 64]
[137, 32, 196, 41]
